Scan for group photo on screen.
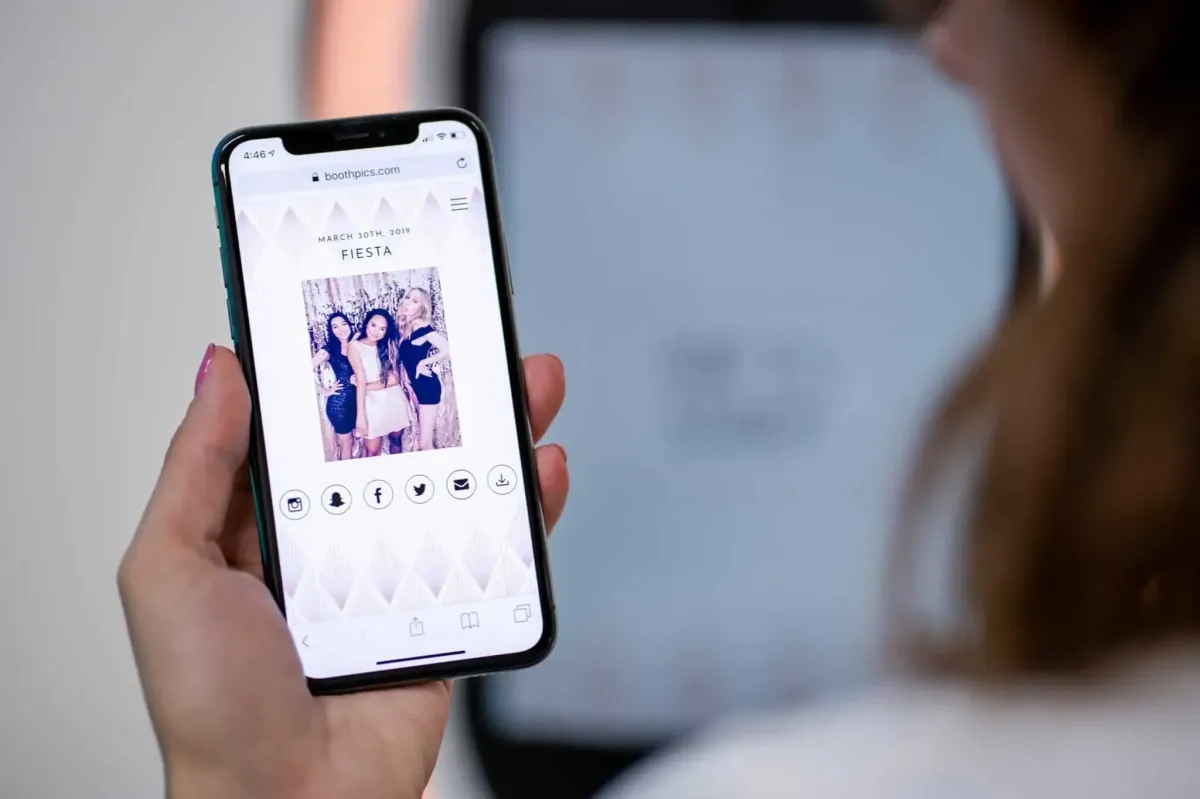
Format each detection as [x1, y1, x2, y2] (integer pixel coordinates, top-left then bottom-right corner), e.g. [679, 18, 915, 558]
[303, 267, 462, 462]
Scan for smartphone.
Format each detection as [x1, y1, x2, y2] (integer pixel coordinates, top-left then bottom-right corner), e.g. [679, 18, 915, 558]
[211, 109, 555, 694]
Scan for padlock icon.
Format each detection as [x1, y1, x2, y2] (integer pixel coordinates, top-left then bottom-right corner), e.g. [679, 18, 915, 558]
[311, 172, 320, 182]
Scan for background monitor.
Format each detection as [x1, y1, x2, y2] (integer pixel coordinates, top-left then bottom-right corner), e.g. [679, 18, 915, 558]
[458, 7, 1020, 795]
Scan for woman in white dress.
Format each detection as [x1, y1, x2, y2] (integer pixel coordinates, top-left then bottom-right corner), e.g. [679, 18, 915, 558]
[349, 307, 412, 457]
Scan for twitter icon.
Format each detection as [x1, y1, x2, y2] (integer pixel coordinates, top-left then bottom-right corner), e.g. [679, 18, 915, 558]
[405, 474, 434, 504]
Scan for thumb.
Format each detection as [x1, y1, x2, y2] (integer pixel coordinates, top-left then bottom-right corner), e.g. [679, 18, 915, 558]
[137, 345, 251, 555]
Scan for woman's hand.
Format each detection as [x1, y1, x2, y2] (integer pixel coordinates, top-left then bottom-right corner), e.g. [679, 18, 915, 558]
[322, 379, 344, 397]
[415, 359, 433, 378]
[119, 345, 568, 799]
[356, 414, 368, 437]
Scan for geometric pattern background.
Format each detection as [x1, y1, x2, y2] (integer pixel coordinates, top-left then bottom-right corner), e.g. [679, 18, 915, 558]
[282, 494, 538, 621]
[235, 181, 490, 282]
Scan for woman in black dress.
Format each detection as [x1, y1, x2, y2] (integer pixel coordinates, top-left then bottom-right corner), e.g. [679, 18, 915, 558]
[311, 311, 358, 460]
[397, 288, 449, 452]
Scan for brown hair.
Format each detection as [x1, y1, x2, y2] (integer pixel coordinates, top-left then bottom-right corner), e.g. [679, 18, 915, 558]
[893, 0, 1200, 677]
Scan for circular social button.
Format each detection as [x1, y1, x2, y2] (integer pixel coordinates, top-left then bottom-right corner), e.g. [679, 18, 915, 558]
[363, 479, 394, 510]
[279, 490, 310, 520]
[446, 469, 476, 500]
[404, 474, 434, 505]
[321, 484, 352, 515]
[487, 465, 518, 496]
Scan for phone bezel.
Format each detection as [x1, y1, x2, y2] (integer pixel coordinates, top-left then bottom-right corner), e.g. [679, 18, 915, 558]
[211, 108, 557, 695]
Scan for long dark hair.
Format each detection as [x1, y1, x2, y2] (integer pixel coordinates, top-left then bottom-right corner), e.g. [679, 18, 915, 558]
[360, 308, 402, 384]
[323, 312, 353, 362]
[892, 0, 1200, 678]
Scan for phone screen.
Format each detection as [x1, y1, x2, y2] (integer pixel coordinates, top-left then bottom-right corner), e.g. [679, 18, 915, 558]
[221, 119, 549, 683]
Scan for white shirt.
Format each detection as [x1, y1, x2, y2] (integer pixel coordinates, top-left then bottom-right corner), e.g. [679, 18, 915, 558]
[600, 648, 1200, 799]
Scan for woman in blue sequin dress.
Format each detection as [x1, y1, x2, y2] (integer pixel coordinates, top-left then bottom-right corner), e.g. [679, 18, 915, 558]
[311, 312, 358, 460]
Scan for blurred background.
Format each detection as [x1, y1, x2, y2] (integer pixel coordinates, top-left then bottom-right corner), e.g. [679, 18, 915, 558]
[0, 1, 1020, 797]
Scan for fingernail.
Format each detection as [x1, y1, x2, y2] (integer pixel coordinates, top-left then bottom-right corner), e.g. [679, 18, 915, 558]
[549, 443, 567, 463]
[194, 344, 215, 396]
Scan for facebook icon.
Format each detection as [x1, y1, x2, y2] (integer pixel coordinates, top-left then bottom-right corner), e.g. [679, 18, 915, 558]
[363, 480, 393, 510]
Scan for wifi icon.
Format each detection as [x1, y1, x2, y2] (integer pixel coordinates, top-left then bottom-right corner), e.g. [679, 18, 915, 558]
[437, 132, 447, 140]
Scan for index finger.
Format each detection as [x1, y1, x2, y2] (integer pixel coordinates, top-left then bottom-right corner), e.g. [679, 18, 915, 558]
[133, 347, 250, 558]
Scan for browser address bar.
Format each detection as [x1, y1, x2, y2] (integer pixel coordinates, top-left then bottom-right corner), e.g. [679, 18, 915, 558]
[236, 154, 472, 198]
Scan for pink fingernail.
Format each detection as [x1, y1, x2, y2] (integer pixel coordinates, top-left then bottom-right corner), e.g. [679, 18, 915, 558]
[550, 443, 567, 463]
[194, 344, 215, 396]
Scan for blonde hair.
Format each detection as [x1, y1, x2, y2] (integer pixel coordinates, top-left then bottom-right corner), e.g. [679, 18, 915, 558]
[399, 287, 432, 339]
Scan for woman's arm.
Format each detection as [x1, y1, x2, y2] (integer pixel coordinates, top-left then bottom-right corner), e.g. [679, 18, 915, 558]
[400, 366, 419, 409]
[414, 331, 449, 376]
[348, 344, 369, 434]
[311, 350, 339, 396]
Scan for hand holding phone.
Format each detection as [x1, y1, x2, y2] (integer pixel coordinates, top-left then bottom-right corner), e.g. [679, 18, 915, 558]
[118, 346, 567, 798]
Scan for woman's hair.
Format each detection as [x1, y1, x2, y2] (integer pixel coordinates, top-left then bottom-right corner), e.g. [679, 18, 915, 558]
[399, 288, 432, 339]
[361, 308, 402, 383]
[894, 0, 1200, 678]
[323, 312, 352, 361]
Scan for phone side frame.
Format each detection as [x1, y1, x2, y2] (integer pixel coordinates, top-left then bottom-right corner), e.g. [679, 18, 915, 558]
[210, 108, 557, 695]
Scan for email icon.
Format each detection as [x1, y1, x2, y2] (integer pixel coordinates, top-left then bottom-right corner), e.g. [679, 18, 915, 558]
[446, 470, 476, 499]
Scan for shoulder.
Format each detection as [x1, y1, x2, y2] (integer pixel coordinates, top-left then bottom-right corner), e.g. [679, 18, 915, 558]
[416, 325, 442, 342]
[601, 655, 1200, 799]
[600, 684, 973, 799]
